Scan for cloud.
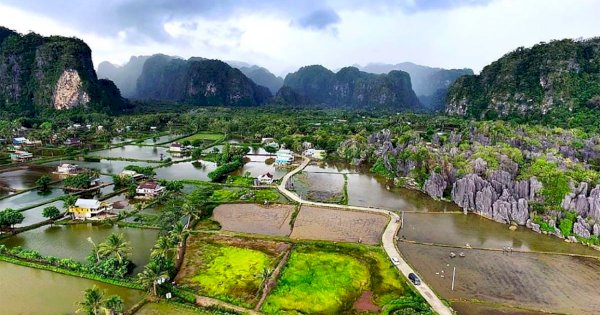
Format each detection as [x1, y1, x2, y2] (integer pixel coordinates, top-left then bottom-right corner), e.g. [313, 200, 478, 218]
[293, 8, 341, 30]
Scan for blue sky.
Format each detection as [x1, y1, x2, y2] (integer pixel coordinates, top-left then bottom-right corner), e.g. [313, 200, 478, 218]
[0, 0, 598, 75]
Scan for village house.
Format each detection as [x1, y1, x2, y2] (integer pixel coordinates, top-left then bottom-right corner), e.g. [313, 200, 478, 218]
[257, 172, 274, 185]
[169, 142, 192, 153]
[275, 149, 294, 165]
[261, 137, 274, 144]
[135, 181, 165, 198]
[64, 138, 81, 147]
[55, 163, 81, 175]
[10, 150, 33, 162]
[303, 149, 326, 160]
[120, 170, 145, 180]
[69, 198, 113, 220]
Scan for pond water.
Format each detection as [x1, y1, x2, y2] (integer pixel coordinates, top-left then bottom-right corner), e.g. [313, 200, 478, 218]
[141, 134, 182, 145]
[16, 200, 65, 227]
[2, 224, 158, 273]
[230, 159, 287, 180]
[400, 212, 600, 257]
[295, 161, 459, 212]
[111, 137, 134, 144]
[0, 188, 63, 210]
[0, 166, 57, 191]
[0, 261, 145, 315]
[44, 159, 159, 175]
[399, 242, 600, 315]
[154, 161, 217, 181]
[90, 145, 185, 161]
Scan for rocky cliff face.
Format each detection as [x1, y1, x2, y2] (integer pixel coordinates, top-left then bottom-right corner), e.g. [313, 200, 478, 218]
[0, 26, 124, 114]
[135, 55, 272, 106]
[446, 38, 600, 119]
[97, 55, 150, 98]
[279, 65, 421, 110]
[357, 62, 473, 109]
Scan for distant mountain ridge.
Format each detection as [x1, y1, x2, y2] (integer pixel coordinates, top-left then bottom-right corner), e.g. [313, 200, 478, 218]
[277, 65, 421, 111]
[446, 38, 600, 119]
[97, 55, 151, 98]
[135, 55, 272, 106]
[0, 26, 125, 115]
[356, 62, 473, 109]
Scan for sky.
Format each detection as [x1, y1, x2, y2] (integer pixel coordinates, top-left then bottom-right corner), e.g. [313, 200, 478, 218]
[0, 0, 599, 76]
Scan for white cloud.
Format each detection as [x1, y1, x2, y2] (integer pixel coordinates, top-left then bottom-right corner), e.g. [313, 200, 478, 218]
[0, 0, 599, 75]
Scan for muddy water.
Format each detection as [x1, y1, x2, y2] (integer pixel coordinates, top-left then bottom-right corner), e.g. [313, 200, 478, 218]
[0, 261, 145, 315]
[401, 212, 600, 257]
[0, 166, 56, 191]
[155, 161, 217, 181]
[399, 242, 600, 314]
[16, 200, 65, 227]
[0, 188, 63, 210]
[292, 172, 345, 202]
[231, 157, 287, 180]
[1, 224, 158, 273]
[44, 159, 158, 175]
[91, 145, 186, 161]
[141, 134, 182, 145]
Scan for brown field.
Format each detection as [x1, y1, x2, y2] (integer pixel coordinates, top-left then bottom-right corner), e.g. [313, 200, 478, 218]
[290, 206, 388, 245]
[399, 242, 600, 314]
[212, 203, 294, 236]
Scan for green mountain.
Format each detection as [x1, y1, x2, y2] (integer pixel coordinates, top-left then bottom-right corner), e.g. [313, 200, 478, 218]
[278, 65, 421, 111]
[135, 55, 272, 106]
[446, 38, 600, 120]
[358, 62, 473, 109]
[0, 26, 125, 116]
[236, 65, 283, 94]
[97, 55, 150, 98]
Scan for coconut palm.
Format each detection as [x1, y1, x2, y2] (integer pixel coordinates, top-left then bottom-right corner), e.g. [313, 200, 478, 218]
[169, 222, 189, 245]
[97, 233, 131, 264]
[76, 286, 104, 315]
[150, 236, 175, 260]
[137, 262, 169, 296]
[103, 295, 124, 315]
[181, 202, 202, 228]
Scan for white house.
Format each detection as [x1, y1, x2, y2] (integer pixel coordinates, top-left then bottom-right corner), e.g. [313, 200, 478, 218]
[55, 163, 80, 175]
[257, 172, 274, 185]
[275, 149, 294, 165]
[169, 142, 191, 153]
[136, 181, 165, 198]
[120, 170, 145, 180]
[304, 149, 326, 160]
[10, 150, 33, 162]
[69, 198, 113, 220]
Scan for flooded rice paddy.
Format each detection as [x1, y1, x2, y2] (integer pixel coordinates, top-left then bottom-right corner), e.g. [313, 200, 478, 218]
[0, 188, 63, 210]
[1, 224, 158, 273]
[154, 161, 216, 181]
[90, 145, 186, 161]
[0, 261, 144, 315]
[44, 159, 158, 175]
[16, 200, 65, 227]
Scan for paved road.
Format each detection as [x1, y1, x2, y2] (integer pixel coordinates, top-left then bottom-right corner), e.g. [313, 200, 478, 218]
[278, 156, 453, 315]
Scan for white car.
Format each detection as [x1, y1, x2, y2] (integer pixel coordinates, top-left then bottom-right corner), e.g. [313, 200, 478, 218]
[391, 257, 400, 265]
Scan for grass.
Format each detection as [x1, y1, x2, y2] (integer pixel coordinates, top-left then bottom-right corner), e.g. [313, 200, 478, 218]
[192, 245, 271, 306]
[180, 133, 224, 142]
[135, 301, 235, 315]
[225, 175, 255, 187]
[261, 243, 418, 315]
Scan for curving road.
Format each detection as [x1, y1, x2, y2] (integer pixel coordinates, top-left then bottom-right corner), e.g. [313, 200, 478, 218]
[278, 156, 453, 315]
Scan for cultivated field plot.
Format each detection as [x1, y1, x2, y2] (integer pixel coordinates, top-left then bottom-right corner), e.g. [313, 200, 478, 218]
[290, 206, 388, 245]
[212, 203, 294, 236]
[175, 235, 289, 308]
[261, 243, 418, 315]
[399, 242, 600, 314]
[178, 132, 224, 142]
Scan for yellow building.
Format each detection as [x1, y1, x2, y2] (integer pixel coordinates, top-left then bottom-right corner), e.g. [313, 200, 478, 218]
[69, 198, 112, 220]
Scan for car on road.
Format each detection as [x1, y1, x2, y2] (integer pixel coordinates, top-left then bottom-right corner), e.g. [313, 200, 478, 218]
[391, 257, 400, 265]
[408, 272, 421, 285]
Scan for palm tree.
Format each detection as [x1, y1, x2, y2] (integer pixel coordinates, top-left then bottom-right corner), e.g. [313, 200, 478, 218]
[97, 233, 131, 264]
[76, 286, 104, 315]
[181, 202, 202, 228]
[103, 295, 124, 315]
[87, 237, 100, 263]
[150, 236, 175, 260]
[137, 262, 169, 296]
[169, 222, 190, 260]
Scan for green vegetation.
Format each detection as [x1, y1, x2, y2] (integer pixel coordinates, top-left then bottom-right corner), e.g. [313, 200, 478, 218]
[62, 173, 95, 189]
[76, 285, 124, 315]
[262, 243, 420, 314]
[179, 133, 224, 142]
[35, 175, 51, 192]
[0, 208, 24, 229]
[135, 302, 236, 315]
[190, 244, 272, 307]
[124, 165, 156, 177]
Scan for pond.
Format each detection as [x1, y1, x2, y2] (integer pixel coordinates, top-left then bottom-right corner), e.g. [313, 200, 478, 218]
[400, 212, 600, 257]
[111, 137, 134, 144]
[0, 188, 63, 210]
[2, 224, 159, 273]
[0, 261, 145, 315]
[230, 159, 287, 180]
[141, 134, 183, 145]
[0, 165, 57, 191]
[44, 159, 159, 175]
[154, 161, 217, 181]
[16, 200, 65, 228]
[90, 145, 186, 161]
